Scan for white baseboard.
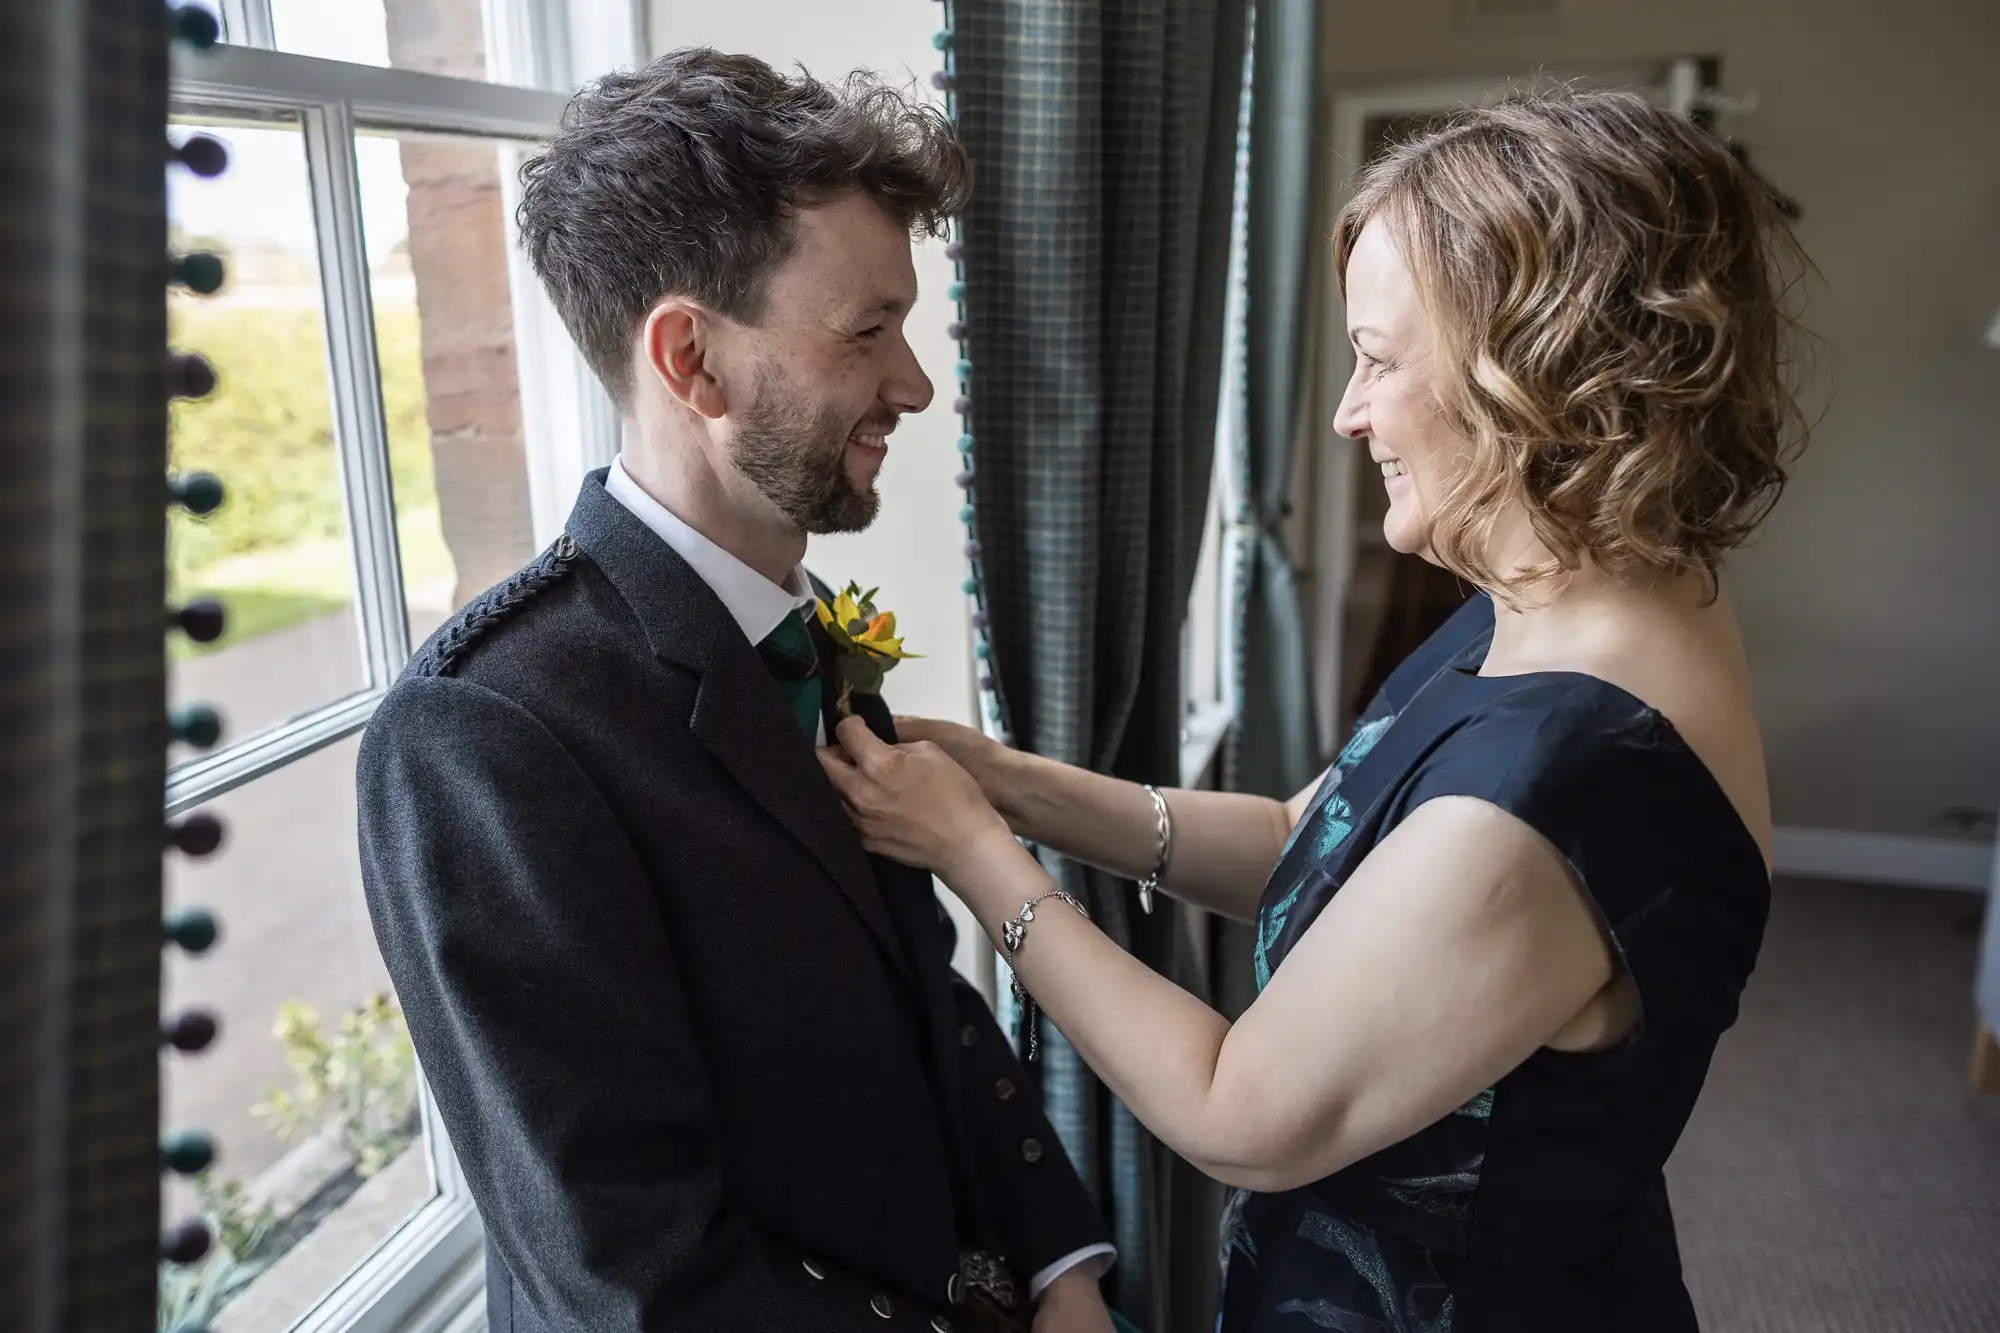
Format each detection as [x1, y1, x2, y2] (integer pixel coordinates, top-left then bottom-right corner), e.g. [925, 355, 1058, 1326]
[1772, 826, 1994, 892]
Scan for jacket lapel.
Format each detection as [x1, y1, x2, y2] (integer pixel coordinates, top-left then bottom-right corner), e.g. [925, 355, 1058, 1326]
[841, 687, 994, 1230]
[565, 471, 913, 988]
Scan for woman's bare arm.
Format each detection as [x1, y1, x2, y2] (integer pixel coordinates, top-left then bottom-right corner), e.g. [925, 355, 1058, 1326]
[936, 796, 1618, 1191]
[896, 717, 1326, 923]
[822, 724, 1619, 1194]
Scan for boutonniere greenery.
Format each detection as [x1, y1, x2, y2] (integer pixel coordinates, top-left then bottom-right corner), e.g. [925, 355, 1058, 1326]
[815, 582, 921, 716]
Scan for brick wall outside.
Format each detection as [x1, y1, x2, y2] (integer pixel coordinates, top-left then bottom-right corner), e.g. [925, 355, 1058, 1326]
[386, 0, 536, 610]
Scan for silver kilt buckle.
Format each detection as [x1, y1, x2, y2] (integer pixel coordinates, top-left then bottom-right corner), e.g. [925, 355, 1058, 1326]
[959, 1248, 1022, 1312]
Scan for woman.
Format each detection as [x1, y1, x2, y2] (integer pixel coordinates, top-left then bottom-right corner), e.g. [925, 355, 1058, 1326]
[821, 89, 1805, 1330]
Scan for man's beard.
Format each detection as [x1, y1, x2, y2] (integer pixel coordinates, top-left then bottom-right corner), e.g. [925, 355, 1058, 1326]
[727, 366, 882, 535]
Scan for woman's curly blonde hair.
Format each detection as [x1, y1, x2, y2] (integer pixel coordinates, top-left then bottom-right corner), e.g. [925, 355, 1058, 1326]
[1333, 88, 1811, 597]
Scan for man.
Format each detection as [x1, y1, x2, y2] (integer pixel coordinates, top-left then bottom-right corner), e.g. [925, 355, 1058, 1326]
[356, 48, 1117, 1333]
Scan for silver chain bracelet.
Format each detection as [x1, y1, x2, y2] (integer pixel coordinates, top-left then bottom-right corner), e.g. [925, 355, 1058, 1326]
[1001, 889, 1088, 1061]
[1136, 784, 1174, 915]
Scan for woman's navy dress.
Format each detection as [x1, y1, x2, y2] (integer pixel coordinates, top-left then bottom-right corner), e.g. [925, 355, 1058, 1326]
[1216, 593, 1768, 1332]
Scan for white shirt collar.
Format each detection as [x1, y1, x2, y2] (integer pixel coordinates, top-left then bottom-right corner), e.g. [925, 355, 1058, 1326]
[603, 455, 815, 646]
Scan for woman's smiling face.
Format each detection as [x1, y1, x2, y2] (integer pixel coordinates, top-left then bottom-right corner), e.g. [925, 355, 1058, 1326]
[1331, 217, 1468, 562]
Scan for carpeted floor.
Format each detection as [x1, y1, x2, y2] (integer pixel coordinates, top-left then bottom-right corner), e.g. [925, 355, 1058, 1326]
[1669, 876, 2000, 1331]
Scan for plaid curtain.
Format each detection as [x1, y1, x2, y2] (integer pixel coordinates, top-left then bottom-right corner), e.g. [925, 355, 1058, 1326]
[951, 3, 1249, 1329]
[1225, 0, 1323, 804]
[1, 3, 172, 1328]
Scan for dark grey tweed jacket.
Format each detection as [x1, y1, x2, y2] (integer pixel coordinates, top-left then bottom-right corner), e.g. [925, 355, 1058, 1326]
[357, 470, 1106, 1332]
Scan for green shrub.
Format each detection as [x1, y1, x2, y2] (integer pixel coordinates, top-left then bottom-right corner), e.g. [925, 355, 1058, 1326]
[157, 995, 420, 1332]
[168, 299, 438, 581]
[156, 1176, 278, 1333]
[253, 993, 420, 1180]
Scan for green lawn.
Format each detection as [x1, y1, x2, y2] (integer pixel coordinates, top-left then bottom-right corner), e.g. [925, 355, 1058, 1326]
[170, 587, 352, 663]
[168, 297, 454, 652]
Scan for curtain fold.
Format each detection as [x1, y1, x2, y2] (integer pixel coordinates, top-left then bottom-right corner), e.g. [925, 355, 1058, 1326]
[1224, 0, 1324, 804]
[2, 3, 172, 1329]
[952, 3, 1248, 1329]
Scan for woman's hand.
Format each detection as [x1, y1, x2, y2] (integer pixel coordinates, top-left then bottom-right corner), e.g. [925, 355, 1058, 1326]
[1032, 1266, 1116, 1333]
[819, 716, 1013, 882]
[892, 714, 1015, 817]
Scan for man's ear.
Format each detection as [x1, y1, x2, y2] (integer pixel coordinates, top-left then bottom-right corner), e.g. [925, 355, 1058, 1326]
[639, 300, 728, 420]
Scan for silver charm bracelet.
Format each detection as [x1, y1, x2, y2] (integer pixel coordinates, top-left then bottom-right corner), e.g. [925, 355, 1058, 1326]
[1136, 784, 1174, 915]
[1001, 889, 1088, 1061]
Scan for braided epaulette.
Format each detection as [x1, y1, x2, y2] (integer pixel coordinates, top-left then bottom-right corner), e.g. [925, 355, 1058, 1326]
[410, 533, 580, 679]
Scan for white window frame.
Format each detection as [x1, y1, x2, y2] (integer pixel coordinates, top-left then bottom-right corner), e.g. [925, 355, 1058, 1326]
[1185, 49, 1257, 795]
[1181, 437, 1237, 789]
[167, 4, 636, 1330]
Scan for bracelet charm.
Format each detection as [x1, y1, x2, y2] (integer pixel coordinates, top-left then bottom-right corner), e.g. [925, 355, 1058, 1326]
[999, 889, 1087, 1060]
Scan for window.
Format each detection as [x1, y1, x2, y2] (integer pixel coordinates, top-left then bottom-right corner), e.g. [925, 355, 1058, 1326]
[163, 4, 634, 1331]
[1182, 444, 1237, 788]
[1182, 44, 1256, 792]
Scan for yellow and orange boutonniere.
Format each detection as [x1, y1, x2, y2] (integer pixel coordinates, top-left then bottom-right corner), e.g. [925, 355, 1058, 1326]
[814, 581, 921, 716]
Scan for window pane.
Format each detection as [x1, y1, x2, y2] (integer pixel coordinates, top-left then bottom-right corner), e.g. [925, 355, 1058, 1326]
[272, 0, 508, 86]
[161, 737, 434, 1332]
[168, 119, 368, 756]
[1185, 448, 1226, 712]
[356, 130, 538, 646]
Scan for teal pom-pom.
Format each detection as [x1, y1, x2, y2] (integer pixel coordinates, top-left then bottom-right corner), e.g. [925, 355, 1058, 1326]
[160, 1130, 217, 1177]
[164, 907, 221, 955]
[171, 703, 224, 749]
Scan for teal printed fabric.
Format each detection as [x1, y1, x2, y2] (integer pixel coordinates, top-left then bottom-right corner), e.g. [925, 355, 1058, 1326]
[1218, 592, 1768, 1331]
[1254, 711, 1396, 990]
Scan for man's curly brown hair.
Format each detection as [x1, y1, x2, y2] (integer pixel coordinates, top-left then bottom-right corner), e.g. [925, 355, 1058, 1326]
[518, 48, 971, 406]
[1333, 88, 1811, 597]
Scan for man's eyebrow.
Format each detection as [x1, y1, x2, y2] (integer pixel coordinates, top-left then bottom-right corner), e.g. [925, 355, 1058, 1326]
[858, 294, 912, 318]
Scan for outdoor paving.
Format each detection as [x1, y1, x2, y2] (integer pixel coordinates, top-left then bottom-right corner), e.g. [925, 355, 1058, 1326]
[164, 606, 444, 1221]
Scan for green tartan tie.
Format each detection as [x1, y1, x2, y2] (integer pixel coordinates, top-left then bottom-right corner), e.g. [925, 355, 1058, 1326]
[756, 610, 822, 742]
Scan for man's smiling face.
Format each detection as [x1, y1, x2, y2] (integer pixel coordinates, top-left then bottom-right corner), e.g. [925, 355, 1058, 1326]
[717, 191, 935, 535]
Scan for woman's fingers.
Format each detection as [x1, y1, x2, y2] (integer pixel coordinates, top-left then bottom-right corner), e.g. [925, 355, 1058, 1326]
[835, 714, 889, 768]
[816, 747, 860, 795]
[895, 715, 951, 747]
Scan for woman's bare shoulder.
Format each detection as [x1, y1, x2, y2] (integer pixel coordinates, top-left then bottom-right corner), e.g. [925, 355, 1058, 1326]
[1581, 599, 1773, 867]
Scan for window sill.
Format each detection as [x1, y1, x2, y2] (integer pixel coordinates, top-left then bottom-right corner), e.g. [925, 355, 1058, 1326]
[191, 1137, 481, 1333]
[214, 1146, 435, 1333]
